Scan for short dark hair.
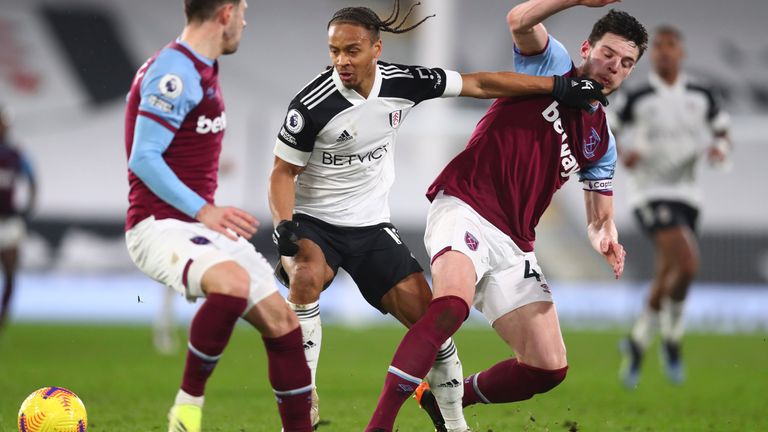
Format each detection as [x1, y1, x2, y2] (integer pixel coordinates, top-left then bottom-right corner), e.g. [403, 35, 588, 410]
[328, 0, 435, 41]
[184, 0, 240, 23]
[588, 9, 648, 59]
[654, 25, 684, 42]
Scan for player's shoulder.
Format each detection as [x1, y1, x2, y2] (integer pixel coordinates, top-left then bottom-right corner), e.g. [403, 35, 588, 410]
[290, 67, 335, 105]
[684, 75, 718, 99]
[148, 47, 201, 81]
[141, 46, 204, 102]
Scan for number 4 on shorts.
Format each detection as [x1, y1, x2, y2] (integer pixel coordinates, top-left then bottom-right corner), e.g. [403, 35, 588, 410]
[523, 260, 541, 282]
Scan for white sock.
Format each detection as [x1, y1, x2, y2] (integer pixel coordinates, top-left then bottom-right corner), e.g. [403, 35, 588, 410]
[174, 389, 204, 408]
[426, 338, 467, 431]
[631, 306, 660, 350]
[660, 297, 686, 343]
[288, 300, 322, 386]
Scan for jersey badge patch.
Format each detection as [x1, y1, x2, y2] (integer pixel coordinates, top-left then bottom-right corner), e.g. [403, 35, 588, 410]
[190, 236, 211, 245]
[286, 109, 304, 133]
[159, 74, 183, 99]
[389, 109, 402, 128]
[464, 231, 479, 251]
[583, 127, 600, 158]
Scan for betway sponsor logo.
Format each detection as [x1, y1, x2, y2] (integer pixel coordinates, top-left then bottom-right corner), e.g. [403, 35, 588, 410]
[321, 143, 389, 166]
[196, 112, 226, 134]
[542, 101, 580, 178]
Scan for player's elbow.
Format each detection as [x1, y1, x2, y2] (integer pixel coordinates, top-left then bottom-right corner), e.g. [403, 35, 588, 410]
[507, 7, 529, 34]
[127, 150, 156, 180]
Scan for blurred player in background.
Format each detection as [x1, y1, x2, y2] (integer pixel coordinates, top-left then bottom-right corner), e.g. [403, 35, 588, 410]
[366, 1, 646, 430]
[0, 105, 36, 331]
[612, 26, 732, 388]
[269, 1, 606, 430]
[123, 1, 312, 430]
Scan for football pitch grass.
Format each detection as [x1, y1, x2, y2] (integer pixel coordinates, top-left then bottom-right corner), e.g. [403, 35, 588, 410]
[0, 324, 766, 431]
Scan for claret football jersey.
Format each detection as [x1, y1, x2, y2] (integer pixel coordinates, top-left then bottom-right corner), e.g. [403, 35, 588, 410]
[428, 36, 617, 252]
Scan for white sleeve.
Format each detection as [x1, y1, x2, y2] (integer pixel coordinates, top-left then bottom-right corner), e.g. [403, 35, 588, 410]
[440, 70, 463, 98]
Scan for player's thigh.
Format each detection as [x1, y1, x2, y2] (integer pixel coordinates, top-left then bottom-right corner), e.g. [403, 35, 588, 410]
[344, 226, 424, 314]
[424, 193, 491, 305]
[277, 218, 340, 302]
[126, 217, 248, 301]
[655, 225, 699, 267]
[380, 271, 432, 328]
[492, 301, 567, 369]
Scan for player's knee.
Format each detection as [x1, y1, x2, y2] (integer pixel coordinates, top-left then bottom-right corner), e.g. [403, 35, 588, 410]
[208, 263, 250, 299]
[288, 264, 324, 301]
[522, 362, 568, 395]
[262, 301, 300, 337]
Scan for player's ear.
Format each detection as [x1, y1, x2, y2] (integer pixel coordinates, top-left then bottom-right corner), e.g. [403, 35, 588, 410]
[580, 39, 591, 61]
[372, 38, 382, 62]
[217, 3, 235, 26]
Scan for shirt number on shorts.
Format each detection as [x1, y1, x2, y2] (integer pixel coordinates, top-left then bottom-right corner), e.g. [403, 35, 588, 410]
[523, 260, 541, 282]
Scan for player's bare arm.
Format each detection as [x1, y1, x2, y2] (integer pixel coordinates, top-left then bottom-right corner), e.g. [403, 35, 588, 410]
[268, 156, 304, 256]
[584, 190, 625, 278]
[508, 0, 621, 54]
[460, 72, 608, 107]
[196, 203, 259, 241]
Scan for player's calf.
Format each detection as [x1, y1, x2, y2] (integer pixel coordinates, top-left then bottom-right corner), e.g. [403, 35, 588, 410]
[463, 358, 568, 407]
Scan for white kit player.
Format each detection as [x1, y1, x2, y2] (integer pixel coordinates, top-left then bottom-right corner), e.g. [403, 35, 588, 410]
[613, 26, 732, 388]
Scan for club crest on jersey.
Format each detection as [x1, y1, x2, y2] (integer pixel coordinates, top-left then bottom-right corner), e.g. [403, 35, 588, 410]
[464, 231, 479, 251]
[158, 74, 183, 99]
[389, 109, 402, 128]
[583, 127, 600, 158]
[286, 109, 304, 133]
[190, 236, 211, 245]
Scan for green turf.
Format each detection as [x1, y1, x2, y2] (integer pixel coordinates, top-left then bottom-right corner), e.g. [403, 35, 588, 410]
[0, 324, 766, 431]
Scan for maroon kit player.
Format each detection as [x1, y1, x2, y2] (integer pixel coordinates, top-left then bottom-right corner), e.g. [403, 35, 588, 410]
[365, 1, 647, 431]
[124, 1, 312, 430]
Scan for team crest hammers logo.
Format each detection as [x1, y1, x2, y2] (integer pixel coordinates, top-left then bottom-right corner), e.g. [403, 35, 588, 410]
[389, 109, 402, 128]
[583, 127, 600, 158]
[464, 231, 479, 251]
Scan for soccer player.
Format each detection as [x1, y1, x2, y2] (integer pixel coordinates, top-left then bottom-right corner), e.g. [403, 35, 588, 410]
[0, 105, 36, 331]
[365, 1, 646, 430]
[269, 1, 606, 430]
[124, 1, 312, 431]
[614, 26, 731, 388]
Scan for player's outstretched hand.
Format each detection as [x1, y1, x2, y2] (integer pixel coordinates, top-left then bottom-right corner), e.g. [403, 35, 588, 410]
[552, 75, 608, 111]
[196, 203, 259, 241]
[273, 219, 300, 257]
[599, 237, 626, 279]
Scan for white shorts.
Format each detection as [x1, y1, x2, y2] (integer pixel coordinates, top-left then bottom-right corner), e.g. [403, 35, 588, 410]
[424, 192, 553, 325]
[125, 216, 278, 311]
[0, 216, 25, 249]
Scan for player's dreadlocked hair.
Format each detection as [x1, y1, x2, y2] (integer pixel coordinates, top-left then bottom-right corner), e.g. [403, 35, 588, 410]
[327, 0, 435, 41]
[588, 9, 649, 59]
[184, 0, 241, 23]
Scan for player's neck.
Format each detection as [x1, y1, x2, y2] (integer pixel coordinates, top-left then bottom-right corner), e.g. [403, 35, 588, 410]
[180, 23, 223, 60]
[657, 69, 680, 86]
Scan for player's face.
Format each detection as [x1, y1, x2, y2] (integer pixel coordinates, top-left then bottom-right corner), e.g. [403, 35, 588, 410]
[222, 0, 247, 55]
[651, 32, 684, 76]
[580, 32, 639, 95]
[328, 23, 382, 93]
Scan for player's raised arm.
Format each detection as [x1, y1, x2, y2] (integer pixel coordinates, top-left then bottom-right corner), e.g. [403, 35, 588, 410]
[508, 0, 621, 54]
[584, 191, 625, 278]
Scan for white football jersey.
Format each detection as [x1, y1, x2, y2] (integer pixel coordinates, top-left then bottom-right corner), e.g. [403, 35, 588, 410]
[611, 72, 729, 208]
[274, 61, 462, 227]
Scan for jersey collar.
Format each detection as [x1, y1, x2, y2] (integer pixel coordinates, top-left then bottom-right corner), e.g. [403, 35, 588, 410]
[649, 71, 687, 93]
[331, 63, 382, 105]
